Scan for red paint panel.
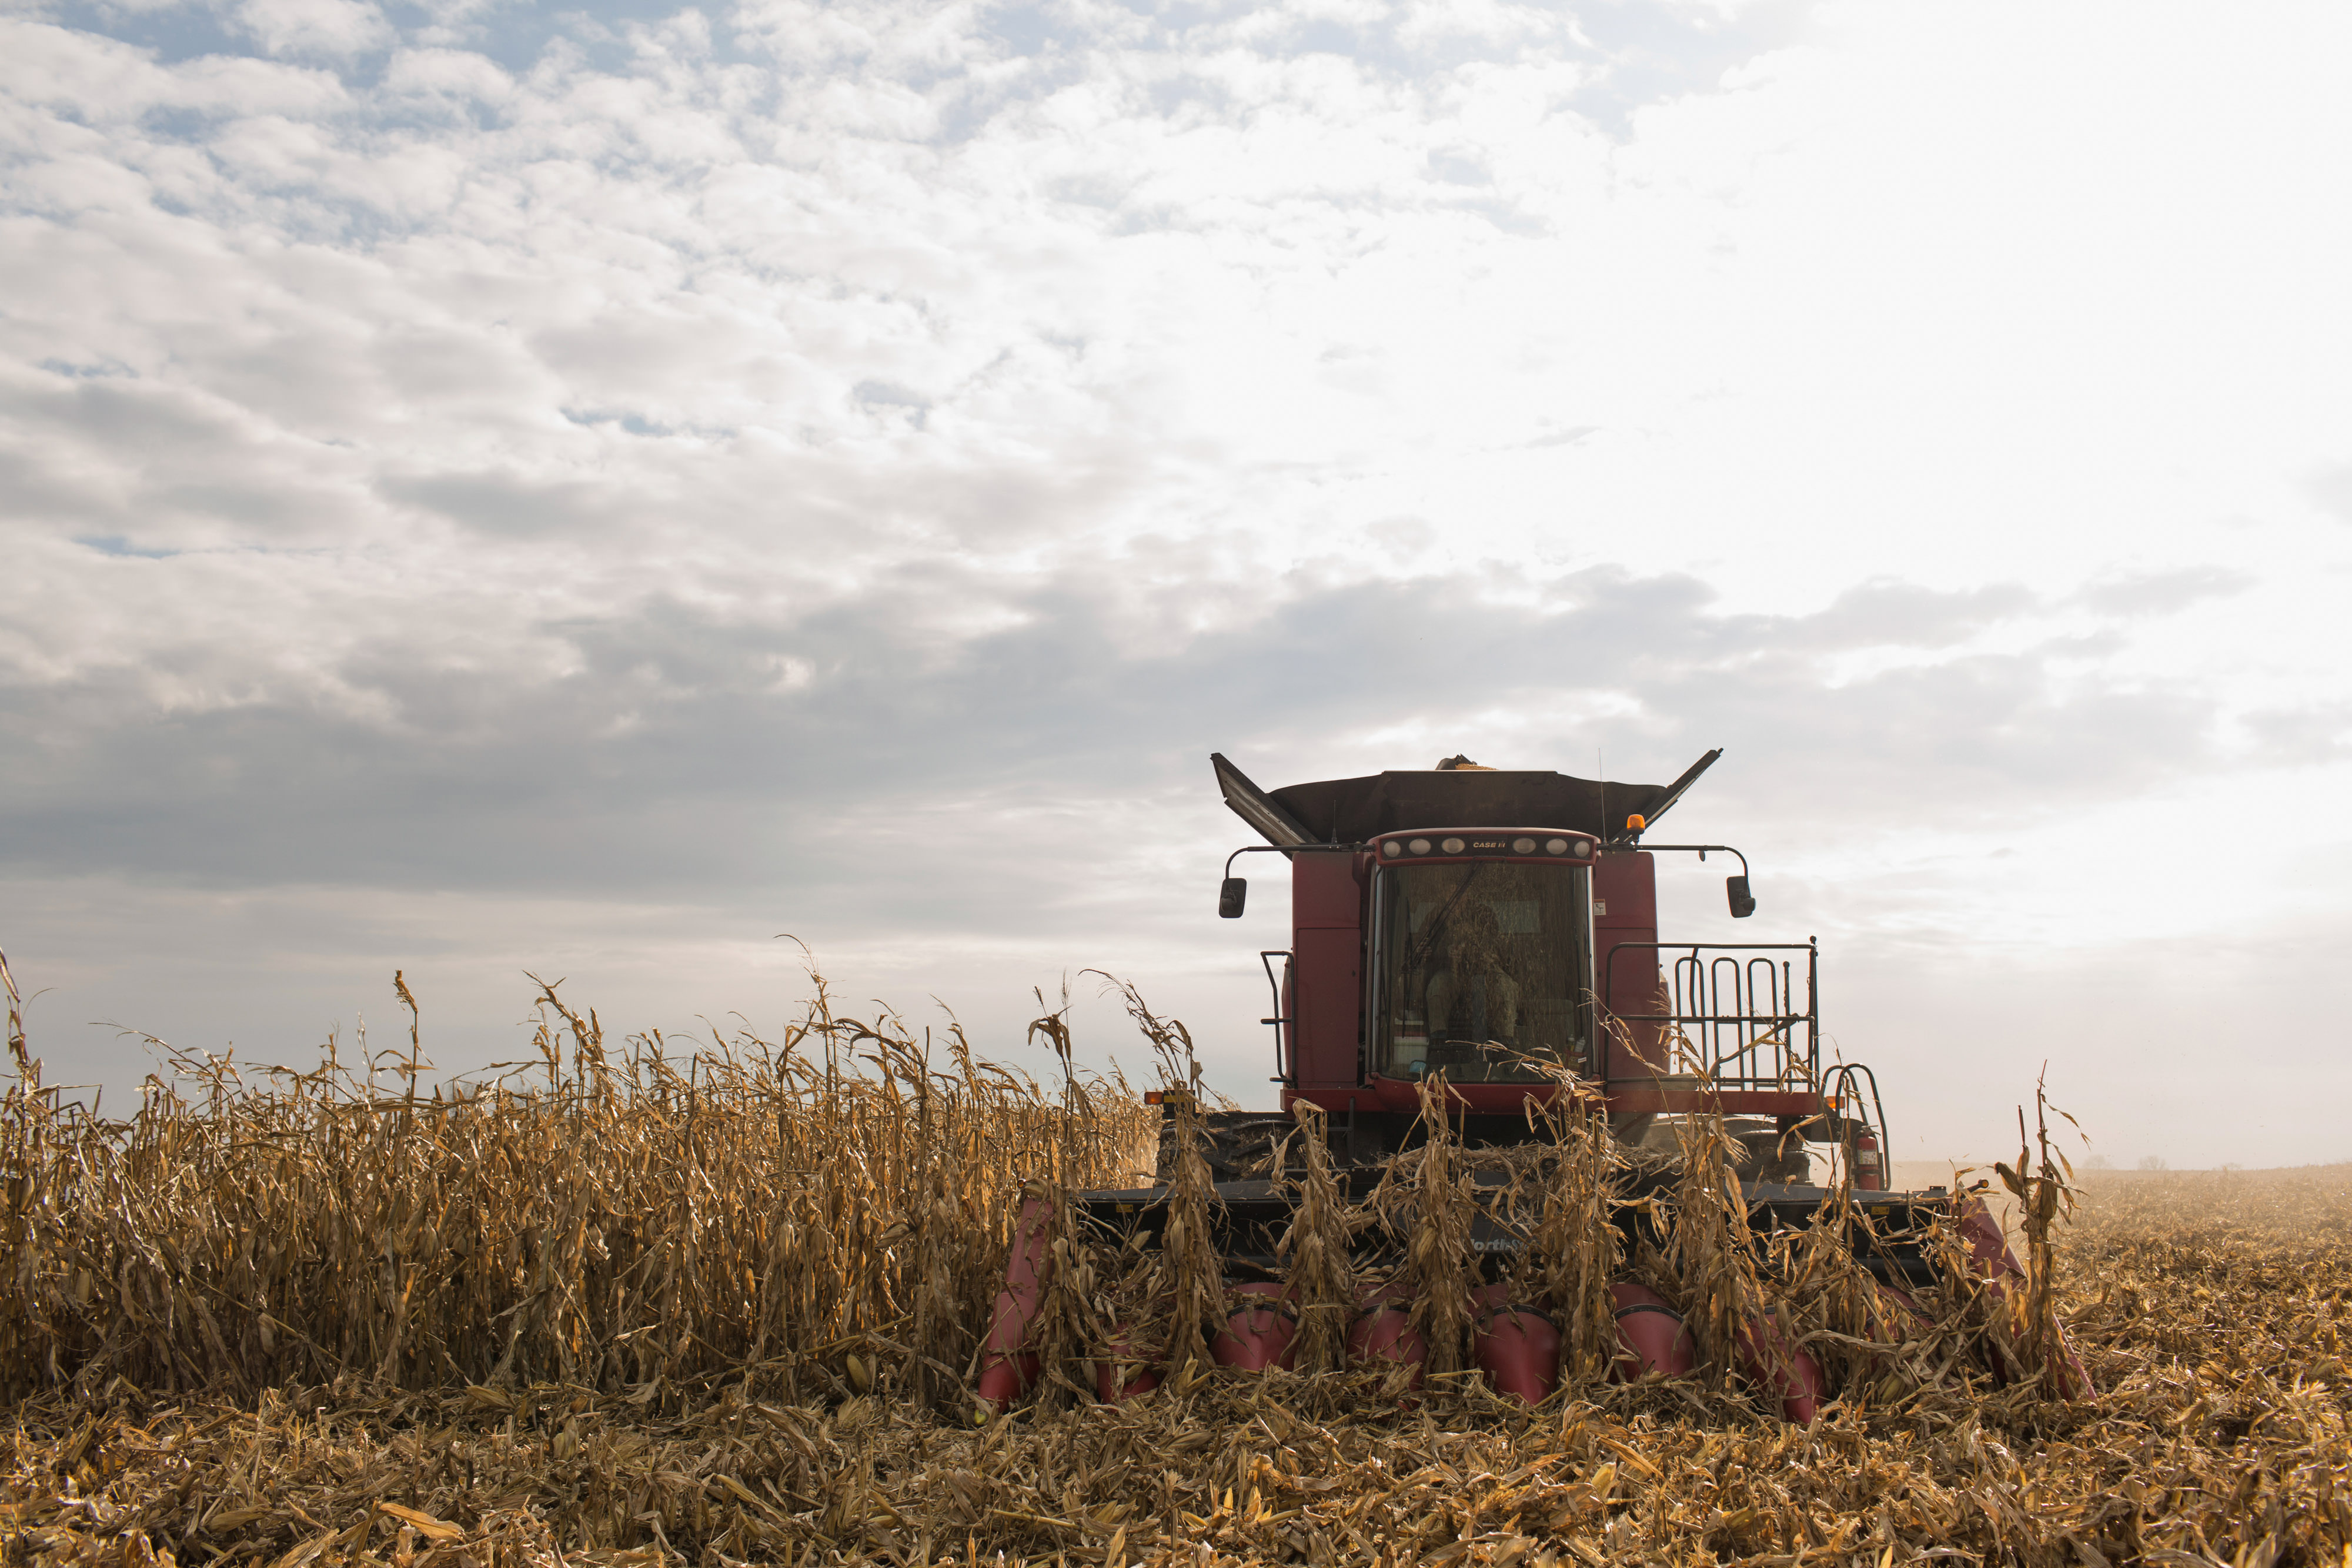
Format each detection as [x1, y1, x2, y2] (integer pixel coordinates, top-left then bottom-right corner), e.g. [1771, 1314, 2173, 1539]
[974, 1194, 1053, 1410]
[1291, 928, 1361, 1087]
[1346, 1306, 1427, 1389]
[1609, 1282, 1695, 1379]
[1471, 1284, 1562, 1405]
[1291, 851, 1365, 928]
[1593, 850, 1665, 1076]
[1356, 1077, 1567, 1115]
[1333, 1079, 1822, 1119]
[1737, 1313, 1824, 1424]
[1290, 853, 1365, 1088]
[1210, 1282, 1300, 1372]
[1094, 1323, 1161, 1403]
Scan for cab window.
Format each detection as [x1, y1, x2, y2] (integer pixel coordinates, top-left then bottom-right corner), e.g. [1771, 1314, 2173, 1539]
[1371, 860, 1593, 1083]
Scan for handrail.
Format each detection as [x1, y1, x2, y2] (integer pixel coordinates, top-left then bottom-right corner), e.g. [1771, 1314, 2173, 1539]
[1259, 950, 1293, 1086]
[1826, 1061, 1888, 1162]
[1599, 938, 1819, 1093]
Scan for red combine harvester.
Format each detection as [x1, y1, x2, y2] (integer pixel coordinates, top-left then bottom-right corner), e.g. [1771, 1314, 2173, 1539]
[976, 752, 2082, 1416]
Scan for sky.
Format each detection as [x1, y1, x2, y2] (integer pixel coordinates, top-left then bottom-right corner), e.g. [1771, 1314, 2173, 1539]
[2, 0, 2348, 1168]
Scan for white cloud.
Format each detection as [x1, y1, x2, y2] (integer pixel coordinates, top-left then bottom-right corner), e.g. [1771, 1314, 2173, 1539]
[2307, 463, 2352, 524]
[233, 0, 393, 58]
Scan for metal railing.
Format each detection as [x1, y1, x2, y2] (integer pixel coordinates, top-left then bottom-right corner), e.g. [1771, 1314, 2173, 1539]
[1259, 950, 1292, 1085]
[1600, 940, 1818, 1092]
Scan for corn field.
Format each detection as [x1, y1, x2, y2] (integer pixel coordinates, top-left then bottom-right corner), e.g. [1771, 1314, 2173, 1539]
[5, 960, 2349, 1565]
[0, 967, 1155, 1408]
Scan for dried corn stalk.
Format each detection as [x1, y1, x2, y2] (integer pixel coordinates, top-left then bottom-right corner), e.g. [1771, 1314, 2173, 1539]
[1277, 1102, 1358, 1373]
[1994, 1074, 2082, 1398]
[0, 965, 1152, 1404]
[1368, 1074, 1481, 1379]
[1102, 977, 1225, 1383]
[1766, 1169, 1910, 1400]
[1666, 1106, 1769, 1390]
[1528, 1087, 1622, 1388]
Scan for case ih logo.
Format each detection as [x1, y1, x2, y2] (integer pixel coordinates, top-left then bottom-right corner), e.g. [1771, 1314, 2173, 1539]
[1469, 838, 1509, 851]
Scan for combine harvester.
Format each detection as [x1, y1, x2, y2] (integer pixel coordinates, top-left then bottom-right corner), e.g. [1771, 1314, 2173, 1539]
[978, 751, 2085, 1417]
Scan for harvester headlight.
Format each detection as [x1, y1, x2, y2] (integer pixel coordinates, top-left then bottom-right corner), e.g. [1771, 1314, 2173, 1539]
[1441, 837, 1465, 854]
[1545, 838, 1568, 855]
[1382, 840, 1402, 858]
[1572, 838, 1592, 857]
[1408, 837, 1431, 855]
[1511, 837, 1535, 854]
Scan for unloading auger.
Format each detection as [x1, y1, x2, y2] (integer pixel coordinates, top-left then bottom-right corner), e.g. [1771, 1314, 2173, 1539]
[976, 752, 2088, 1417]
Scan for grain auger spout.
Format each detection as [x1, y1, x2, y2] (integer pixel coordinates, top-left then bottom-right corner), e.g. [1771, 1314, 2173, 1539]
[975, 751, 2089, 1419]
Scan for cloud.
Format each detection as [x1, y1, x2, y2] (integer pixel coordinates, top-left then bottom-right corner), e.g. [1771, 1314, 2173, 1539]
[2307, 463, 2352, 524]
[379, 469, 623, 536]
[2074, 567, 2254, 618]
[1778, 579, 2035, 650]
[232, 0, 392, 59]
[0, 559, 2229, 910]
[2240, 702, 2352, 767]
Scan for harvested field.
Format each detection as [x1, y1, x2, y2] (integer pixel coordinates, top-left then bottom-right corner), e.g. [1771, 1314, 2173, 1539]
[5, 969, 2348, 1565]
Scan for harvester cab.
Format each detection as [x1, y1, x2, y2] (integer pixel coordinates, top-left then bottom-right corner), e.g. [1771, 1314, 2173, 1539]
[973, 751, 2084, 1417]
[1202, 748, 1847, 1185]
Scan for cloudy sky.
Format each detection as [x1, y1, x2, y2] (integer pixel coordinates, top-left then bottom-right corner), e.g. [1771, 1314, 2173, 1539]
[4, 0, 2348, 1166]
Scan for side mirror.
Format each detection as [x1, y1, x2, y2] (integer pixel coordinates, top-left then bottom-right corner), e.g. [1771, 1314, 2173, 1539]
[1726, 875, 1756, 918]
[1218, 877, 1248, 918]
